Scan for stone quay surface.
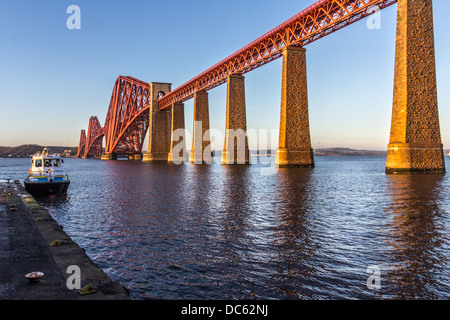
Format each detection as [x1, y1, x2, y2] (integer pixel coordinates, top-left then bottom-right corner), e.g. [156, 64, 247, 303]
[0, 180, 130, 300]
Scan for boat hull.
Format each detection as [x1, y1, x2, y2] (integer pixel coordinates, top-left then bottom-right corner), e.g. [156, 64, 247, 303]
[24, 180, 70, 197]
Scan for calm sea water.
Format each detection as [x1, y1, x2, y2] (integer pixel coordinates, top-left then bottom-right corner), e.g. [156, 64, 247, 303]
[1, 156, 450, 300]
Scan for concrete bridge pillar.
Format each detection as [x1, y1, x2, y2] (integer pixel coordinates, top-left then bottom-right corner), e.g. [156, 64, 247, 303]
[275, 46, 314, 168]
[168, 102, 187, 164]
[221, 74, 250, 165]
[190, 91, 212, 164]
[386, 0, 445, 174]
[143, 82, 172, 162]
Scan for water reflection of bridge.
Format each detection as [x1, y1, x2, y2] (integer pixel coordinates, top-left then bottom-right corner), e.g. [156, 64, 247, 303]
[383, 174, 448, 299]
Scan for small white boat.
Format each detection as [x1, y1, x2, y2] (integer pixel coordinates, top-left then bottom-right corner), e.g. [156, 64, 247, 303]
[24, 148, 70, 196]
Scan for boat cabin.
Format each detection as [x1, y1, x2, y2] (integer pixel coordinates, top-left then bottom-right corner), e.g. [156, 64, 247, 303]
[28, 149, 67, 182]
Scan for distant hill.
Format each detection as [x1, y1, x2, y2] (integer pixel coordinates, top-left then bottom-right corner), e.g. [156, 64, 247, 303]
[0, 145, 77, 158]
[314, 148, 387, 156]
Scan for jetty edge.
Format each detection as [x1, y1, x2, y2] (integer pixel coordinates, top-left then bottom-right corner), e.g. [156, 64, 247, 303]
[0, 179, 130, 300]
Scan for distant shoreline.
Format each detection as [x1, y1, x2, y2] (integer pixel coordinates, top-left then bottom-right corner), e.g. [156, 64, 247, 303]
[1, 146, 387, 158]
[313, 148, 387, 156]
[252, 148, 387, 157]
[2, 145, 448, 159]
[0, 144, 77, 158]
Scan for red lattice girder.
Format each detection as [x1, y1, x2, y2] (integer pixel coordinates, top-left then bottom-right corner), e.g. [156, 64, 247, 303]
[157, 0, 397, 110]
[76, 129, 86, 158]
[84, 116, 104, 157]
[103, 76, 151, 155]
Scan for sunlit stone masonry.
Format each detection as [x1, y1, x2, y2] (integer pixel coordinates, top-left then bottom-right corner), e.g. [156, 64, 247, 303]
[143, 82, 172, 162]
[190, 91, 212, 164]
[275, 46, 314, 168]
[168, 102, 187, 164]
[221, 74, 250, 165]
[386, 0, 445, 174]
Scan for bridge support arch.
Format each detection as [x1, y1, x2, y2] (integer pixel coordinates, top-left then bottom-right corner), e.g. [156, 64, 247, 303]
[143, 82, 172, 162]
[386, 0, 445, 174]
[275, 46, 314, 168]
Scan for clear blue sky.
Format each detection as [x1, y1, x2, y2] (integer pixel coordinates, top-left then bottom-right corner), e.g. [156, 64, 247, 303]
[0, 0, 449, 151]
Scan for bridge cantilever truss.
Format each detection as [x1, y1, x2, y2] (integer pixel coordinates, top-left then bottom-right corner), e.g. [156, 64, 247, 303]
[76, 129, 86, 158]
[77, 0, 399, 158]
[77, 76, 151, 158]
[84, 116, 104, 158]
[157, 0, 398, 110]
[103, 76, 151, 155]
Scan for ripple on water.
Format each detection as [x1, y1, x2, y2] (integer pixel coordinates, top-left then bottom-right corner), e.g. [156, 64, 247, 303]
[2, 157, 450, 299]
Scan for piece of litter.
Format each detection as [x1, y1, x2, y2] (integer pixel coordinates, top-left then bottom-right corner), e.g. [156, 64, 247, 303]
[79, 284, 96, 295]
[25, 271, 44, 283]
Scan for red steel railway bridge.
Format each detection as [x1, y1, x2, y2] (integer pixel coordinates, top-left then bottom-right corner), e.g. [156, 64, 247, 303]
[77, 0, 445, 174]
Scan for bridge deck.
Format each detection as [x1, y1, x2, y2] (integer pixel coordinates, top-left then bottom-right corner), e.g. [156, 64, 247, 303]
[157, 0, 398, 110]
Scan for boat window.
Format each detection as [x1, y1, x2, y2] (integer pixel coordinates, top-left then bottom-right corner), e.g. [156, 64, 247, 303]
[53, 159, 60, 167]
[44, 159, 51, 167]
[35, 160, 42, 167]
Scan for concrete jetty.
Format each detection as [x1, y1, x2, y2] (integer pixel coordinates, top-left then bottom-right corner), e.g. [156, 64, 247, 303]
[0, 180, 130, 300]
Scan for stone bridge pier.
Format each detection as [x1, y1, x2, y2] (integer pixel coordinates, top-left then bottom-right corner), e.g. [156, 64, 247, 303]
[276, 46, 314, 168]
[386, 0, 445, 174]
[143, 82, 172, 162]
[168, 102, 187, 164]
[190, 91, 212, 164]
[221, 74, 250, 165]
